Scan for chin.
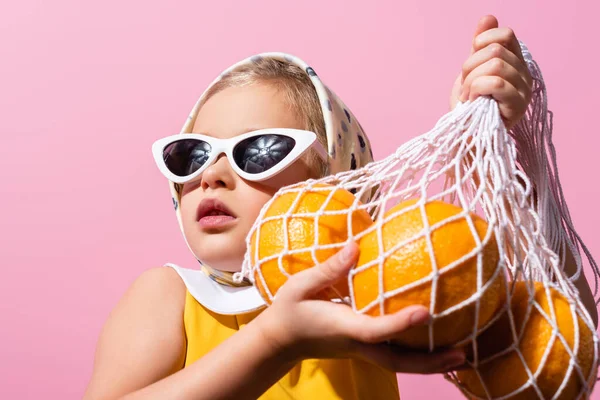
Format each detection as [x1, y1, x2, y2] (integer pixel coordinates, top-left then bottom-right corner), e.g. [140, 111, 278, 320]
[200, 255, 245, 272]
[191, 233, 247, 272]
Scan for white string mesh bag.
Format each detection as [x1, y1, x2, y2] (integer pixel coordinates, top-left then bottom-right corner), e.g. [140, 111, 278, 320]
[237, 41, 599, 399]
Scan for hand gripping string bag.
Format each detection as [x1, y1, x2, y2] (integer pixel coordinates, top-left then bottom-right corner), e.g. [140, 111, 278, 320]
[238, 42, 600, 399]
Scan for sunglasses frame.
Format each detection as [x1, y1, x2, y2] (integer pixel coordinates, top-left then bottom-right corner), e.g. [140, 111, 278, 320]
[152, 128, 328, 184]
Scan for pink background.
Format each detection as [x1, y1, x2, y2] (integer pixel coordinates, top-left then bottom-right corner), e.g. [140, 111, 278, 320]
[2, 0, 599, 398]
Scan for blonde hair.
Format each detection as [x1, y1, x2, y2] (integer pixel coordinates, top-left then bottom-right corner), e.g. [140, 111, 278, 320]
[199, 58, 329, 178]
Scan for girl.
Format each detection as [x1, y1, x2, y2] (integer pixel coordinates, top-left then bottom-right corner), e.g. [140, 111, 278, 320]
[84, 15, 597, 400]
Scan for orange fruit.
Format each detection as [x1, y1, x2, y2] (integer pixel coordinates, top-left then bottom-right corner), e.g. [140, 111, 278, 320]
[352, 199, 505, 349]
[457, 282, 596, 400]
[250, 184, 373, 304]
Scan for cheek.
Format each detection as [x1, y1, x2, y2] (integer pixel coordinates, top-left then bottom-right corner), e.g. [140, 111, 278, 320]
[179, 190, 200, 226]
[254, 159, 314, 190]
[240, 186, 275, 221]
[240, 160, 314, 218]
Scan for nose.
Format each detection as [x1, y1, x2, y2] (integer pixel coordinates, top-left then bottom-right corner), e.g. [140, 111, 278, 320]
[200, 154, 236, 190]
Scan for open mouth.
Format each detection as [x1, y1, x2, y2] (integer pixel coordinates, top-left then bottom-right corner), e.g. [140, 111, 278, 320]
[196, 198, 237, 228]
[204, 209, 230, 217]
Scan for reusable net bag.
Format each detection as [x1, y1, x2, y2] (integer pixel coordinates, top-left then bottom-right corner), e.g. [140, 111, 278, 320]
[238, 42, 599, 399]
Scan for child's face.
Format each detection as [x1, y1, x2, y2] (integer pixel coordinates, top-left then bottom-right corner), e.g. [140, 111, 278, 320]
[180, 83, 316, 272]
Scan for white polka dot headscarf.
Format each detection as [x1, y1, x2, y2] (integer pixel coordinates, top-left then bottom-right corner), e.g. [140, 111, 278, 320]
[169, 53, 375, 268]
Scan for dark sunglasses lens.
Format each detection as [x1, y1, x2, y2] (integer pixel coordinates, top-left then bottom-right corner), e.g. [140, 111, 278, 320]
[163, 139, 211, 177]
[233, 135, 296, 174]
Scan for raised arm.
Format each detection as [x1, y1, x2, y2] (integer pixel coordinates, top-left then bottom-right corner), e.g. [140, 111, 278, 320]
[447, 15, 598, 326]
[563, 239, 598, 325]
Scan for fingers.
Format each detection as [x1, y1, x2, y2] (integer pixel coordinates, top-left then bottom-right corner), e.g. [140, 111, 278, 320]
[467, 16, 529, 88]
[353, 342, 466, 374]
[281, 242, 359, 301]
[460, 51, 531, 103]
[462, 43, 532, 89]
[471, 15, 499, 50]
[335, 304, 467, 374]
[333, 304, 431, 344]
[473, 26, 524, 63]
[467, 76, 528, 128]
[458, 17, 532, 130]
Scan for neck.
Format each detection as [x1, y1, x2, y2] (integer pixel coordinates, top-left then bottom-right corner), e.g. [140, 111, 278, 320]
[200, 263, 252, 287]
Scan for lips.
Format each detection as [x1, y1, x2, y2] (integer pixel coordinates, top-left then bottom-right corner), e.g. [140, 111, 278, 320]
[196, 198, 237, 229]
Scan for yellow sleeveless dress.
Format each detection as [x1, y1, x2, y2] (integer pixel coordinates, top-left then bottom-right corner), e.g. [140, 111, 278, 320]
[182, 289, 400, 399]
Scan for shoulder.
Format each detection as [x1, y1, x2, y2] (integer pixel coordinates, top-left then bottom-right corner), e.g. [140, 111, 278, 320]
[114, 266, 188, 328]
[120, 265, 187, 338]
[112, 266, 187, 317]
[129, 266, 186, 299]
[84, 267, 188, 398]
[105, 265, 187, 339]
[97, 266, 189, 359]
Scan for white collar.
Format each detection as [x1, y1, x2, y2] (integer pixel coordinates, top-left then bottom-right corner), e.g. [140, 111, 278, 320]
[166, 263, 266, 315]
